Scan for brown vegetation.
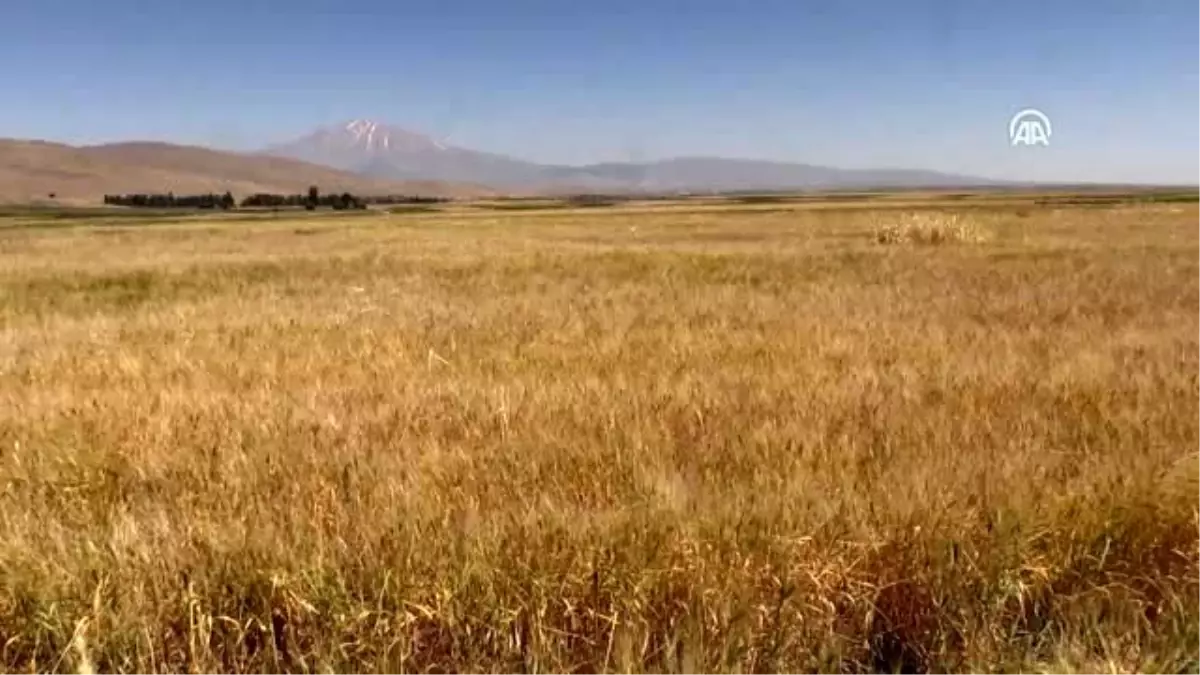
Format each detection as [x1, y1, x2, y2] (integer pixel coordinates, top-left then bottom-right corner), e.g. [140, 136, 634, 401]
[0, 200, 1195, 672]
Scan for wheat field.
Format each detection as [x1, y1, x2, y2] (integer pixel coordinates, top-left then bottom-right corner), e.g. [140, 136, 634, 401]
[0, 201, 1196, 673]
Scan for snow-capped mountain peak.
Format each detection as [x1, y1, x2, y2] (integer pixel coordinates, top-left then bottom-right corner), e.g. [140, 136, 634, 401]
[332, 119, 450, 153]
[343, 119, 391, 151]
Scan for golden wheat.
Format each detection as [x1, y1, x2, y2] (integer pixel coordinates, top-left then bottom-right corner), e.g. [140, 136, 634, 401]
[0, 202, 1196, 673]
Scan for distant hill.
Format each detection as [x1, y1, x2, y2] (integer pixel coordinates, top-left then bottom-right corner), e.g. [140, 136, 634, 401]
[264, 119, 1004, 193]
[0, 138, 493, 204]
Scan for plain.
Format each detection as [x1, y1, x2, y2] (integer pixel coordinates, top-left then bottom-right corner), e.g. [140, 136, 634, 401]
[0, 197, 1196, 673]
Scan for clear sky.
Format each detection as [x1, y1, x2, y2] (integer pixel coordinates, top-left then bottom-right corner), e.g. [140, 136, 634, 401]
[3, 0, 1196, 183]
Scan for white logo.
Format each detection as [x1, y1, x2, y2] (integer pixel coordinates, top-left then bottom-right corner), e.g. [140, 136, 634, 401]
[1009, 108, 1052, 147]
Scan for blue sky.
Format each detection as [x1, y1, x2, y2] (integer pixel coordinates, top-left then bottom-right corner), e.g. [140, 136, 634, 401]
[3, 0, 1196, 183]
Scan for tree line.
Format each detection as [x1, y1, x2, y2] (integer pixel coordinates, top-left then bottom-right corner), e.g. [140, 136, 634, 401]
[104, 192, 236, 209]
[240, 187, 365, 210]
[103, 186, 453, 210]
[359, 195, 448, 205]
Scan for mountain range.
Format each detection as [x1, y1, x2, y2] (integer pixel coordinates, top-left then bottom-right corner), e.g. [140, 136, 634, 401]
[0, 119, 1006, 205]
[0, 138, 492, 204]
[263, 120, 1001, 194]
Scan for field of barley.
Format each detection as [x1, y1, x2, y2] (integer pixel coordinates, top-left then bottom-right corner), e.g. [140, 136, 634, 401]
[0, 199, 1196, 673]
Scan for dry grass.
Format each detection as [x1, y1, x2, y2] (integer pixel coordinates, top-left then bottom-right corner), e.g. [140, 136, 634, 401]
[0, 203, 1196, 673]
[874, 212, 993, 246]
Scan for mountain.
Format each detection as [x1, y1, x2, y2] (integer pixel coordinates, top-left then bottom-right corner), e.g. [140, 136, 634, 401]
[264, 120, 553, 188]
[0, 138, 493, 204]
[539, 158, 991, 193]
[264, 120, 1001, 193]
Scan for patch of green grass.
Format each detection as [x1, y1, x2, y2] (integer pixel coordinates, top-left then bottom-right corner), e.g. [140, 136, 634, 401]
[730, 195, 794, 205]
[1136, 192, 1200, 204]
[0, 206, 184, 220]
[385, 205, 442, 214]
[476, 201, 572, 211]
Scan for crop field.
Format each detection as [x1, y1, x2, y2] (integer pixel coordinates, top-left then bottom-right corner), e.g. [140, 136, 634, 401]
[0, 197, 1196, 672]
